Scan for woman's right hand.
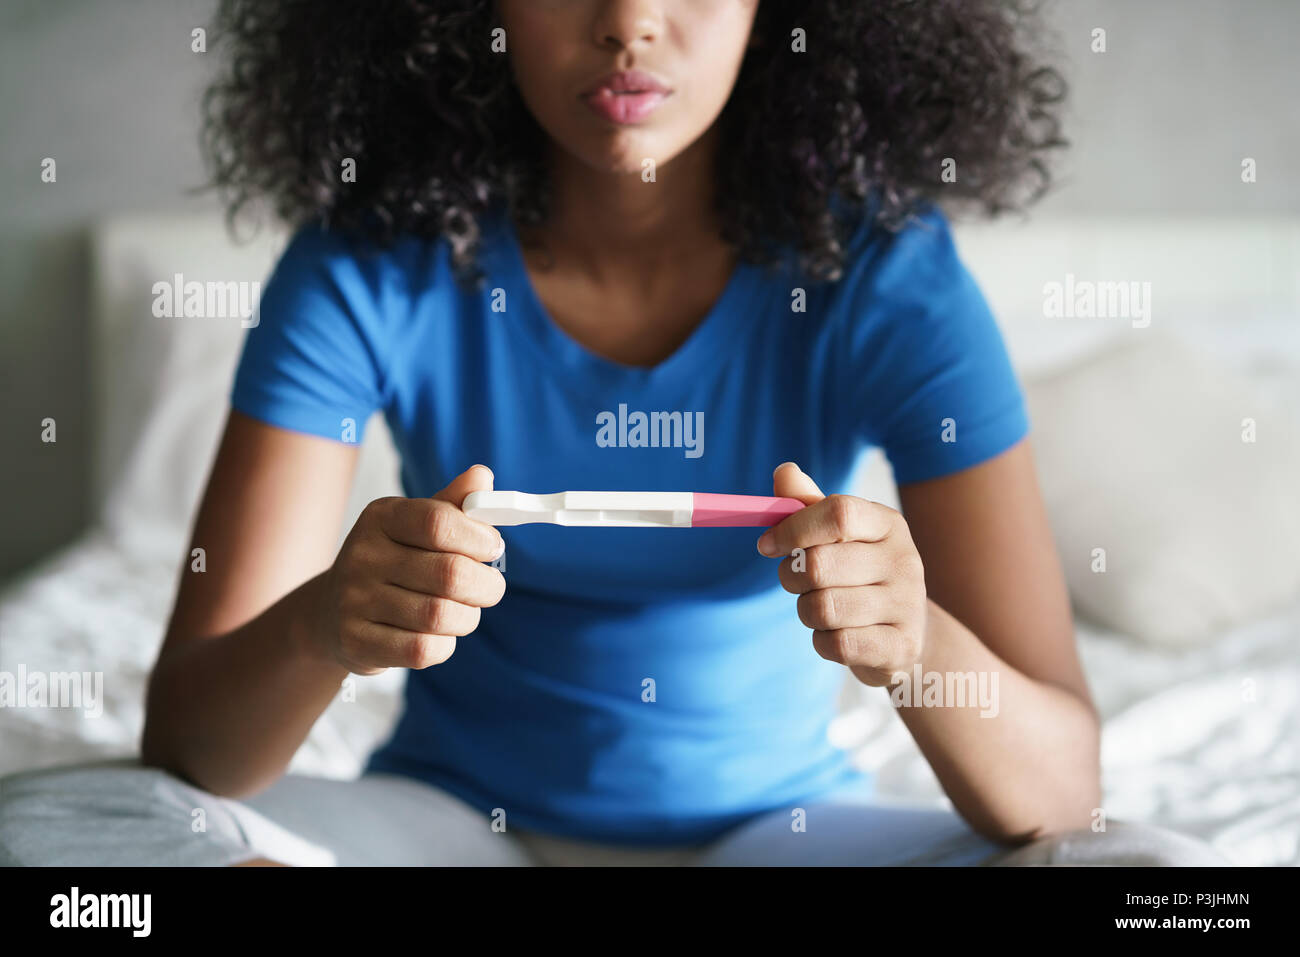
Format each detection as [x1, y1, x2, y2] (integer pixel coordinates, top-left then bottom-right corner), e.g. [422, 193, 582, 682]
[310, 465, 507, 674]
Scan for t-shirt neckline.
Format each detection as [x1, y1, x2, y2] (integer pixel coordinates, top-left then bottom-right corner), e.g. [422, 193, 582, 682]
[486, 208, 762, 396]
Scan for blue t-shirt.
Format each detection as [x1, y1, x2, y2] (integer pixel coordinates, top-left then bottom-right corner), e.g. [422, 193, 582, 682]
[230, 204, 1029, 845]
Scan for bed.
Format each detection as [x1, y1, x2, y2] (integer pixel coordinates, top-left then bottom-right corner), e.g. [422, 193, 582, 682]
[1, 210, 1296, 865]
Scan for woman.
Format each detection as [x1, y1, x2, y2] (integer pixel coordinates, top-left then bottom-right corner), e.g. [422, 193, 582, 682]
[0, 0, 1226, 866]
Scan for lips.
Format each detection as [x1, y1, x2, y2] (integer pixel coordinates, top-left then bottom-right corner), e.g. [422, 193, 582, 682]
[580, 69, 672, 125]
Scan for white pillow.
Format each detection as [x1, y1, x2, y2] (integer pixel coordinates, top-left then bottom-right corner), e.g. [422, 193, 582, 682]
[1023, 332, 1300, 646]
[90, 213, 403, 556]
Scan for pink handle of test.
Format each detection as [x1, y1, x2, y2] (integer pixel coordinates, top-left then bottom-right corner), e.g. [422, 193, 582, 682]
[691, 493, 806, 527]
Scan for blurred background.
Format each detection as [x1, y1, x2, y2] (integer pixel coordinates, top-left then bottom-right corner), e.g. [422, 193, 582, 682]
[0, 0, 1297, 864]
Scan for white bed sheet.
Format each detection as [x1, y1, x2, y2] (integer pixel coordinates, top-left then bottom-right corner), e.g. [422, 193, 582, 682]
[1, 521, 1296, 865]
[0, 525, 403, 782]
[832, 606, 1300, 867]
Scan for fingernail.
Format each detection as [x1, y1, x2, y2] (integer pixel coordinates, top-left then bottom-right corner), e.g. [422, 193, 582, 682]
[772, 461, 799, 477]
[757, 531, 777, 556]
[491, 537, 505, 561]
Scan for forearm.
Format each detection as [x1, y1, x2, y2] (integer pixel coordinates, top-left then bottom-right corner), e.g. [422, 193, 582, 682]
[889, 599, 1101, 843]
[141, 571, 349, 798]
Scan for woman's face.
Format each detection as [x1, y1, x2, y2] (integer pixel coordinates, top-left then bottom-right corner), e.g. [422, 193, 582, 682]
[497, 0, 760, 175]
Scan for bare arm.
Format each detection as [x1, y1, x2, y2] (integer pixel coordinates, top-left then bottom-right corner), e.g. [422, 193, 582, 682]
[142, 410, 504, 798]
[766, 444, 1099, 843]
[142, 411, 355, 796]
[893, 440, 1099, 841]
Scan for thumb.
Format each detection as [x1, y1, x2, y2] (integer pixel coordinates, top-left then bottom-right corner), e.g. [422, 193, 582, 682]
[433, 464, 495, 509]
[773, 461, 824, 505]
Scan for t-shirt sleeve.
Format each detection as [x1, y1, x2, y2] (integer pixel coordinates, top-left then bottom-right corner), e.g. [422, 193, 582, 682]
[231, 226, 388, 444]
[834, 206, 1030, 485]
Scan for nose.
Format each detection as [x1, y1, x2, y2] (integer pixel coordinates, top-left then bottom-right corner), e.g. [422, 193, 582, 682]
[591, 0, 663, 52]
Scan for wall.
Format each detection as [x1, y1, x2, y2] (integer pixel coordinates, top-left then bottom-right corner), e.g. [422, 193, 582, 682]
[0, 0, 218, 578]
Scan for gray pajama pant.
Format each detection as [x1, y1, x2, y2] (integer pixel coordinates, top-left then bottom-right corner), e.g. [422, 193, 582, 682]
[0, 760, 1230, 867]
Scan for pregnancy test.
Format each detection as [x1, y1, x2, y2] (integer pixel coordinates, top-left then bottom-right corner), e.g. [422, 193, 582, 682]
[462, 490, 805, 528]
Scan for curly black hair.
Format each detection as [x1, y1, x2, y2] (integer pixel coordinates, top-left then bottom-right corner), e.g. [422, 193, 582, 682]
[202, 0, 1066, 283]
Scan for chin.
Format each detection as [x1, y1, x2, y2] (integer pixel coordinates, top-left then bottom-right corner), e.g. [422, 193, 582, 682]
[570, 130, 684, 178]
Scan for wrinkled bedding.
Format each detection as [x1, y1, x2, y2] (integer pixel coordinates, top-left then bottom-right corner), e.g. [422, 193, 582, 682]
[833, 602, 1300, 866]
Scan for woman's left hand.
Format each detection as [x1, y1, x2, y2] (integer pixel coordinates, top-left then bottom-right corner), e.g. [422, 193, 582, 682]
[758, 462, 929, 687]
